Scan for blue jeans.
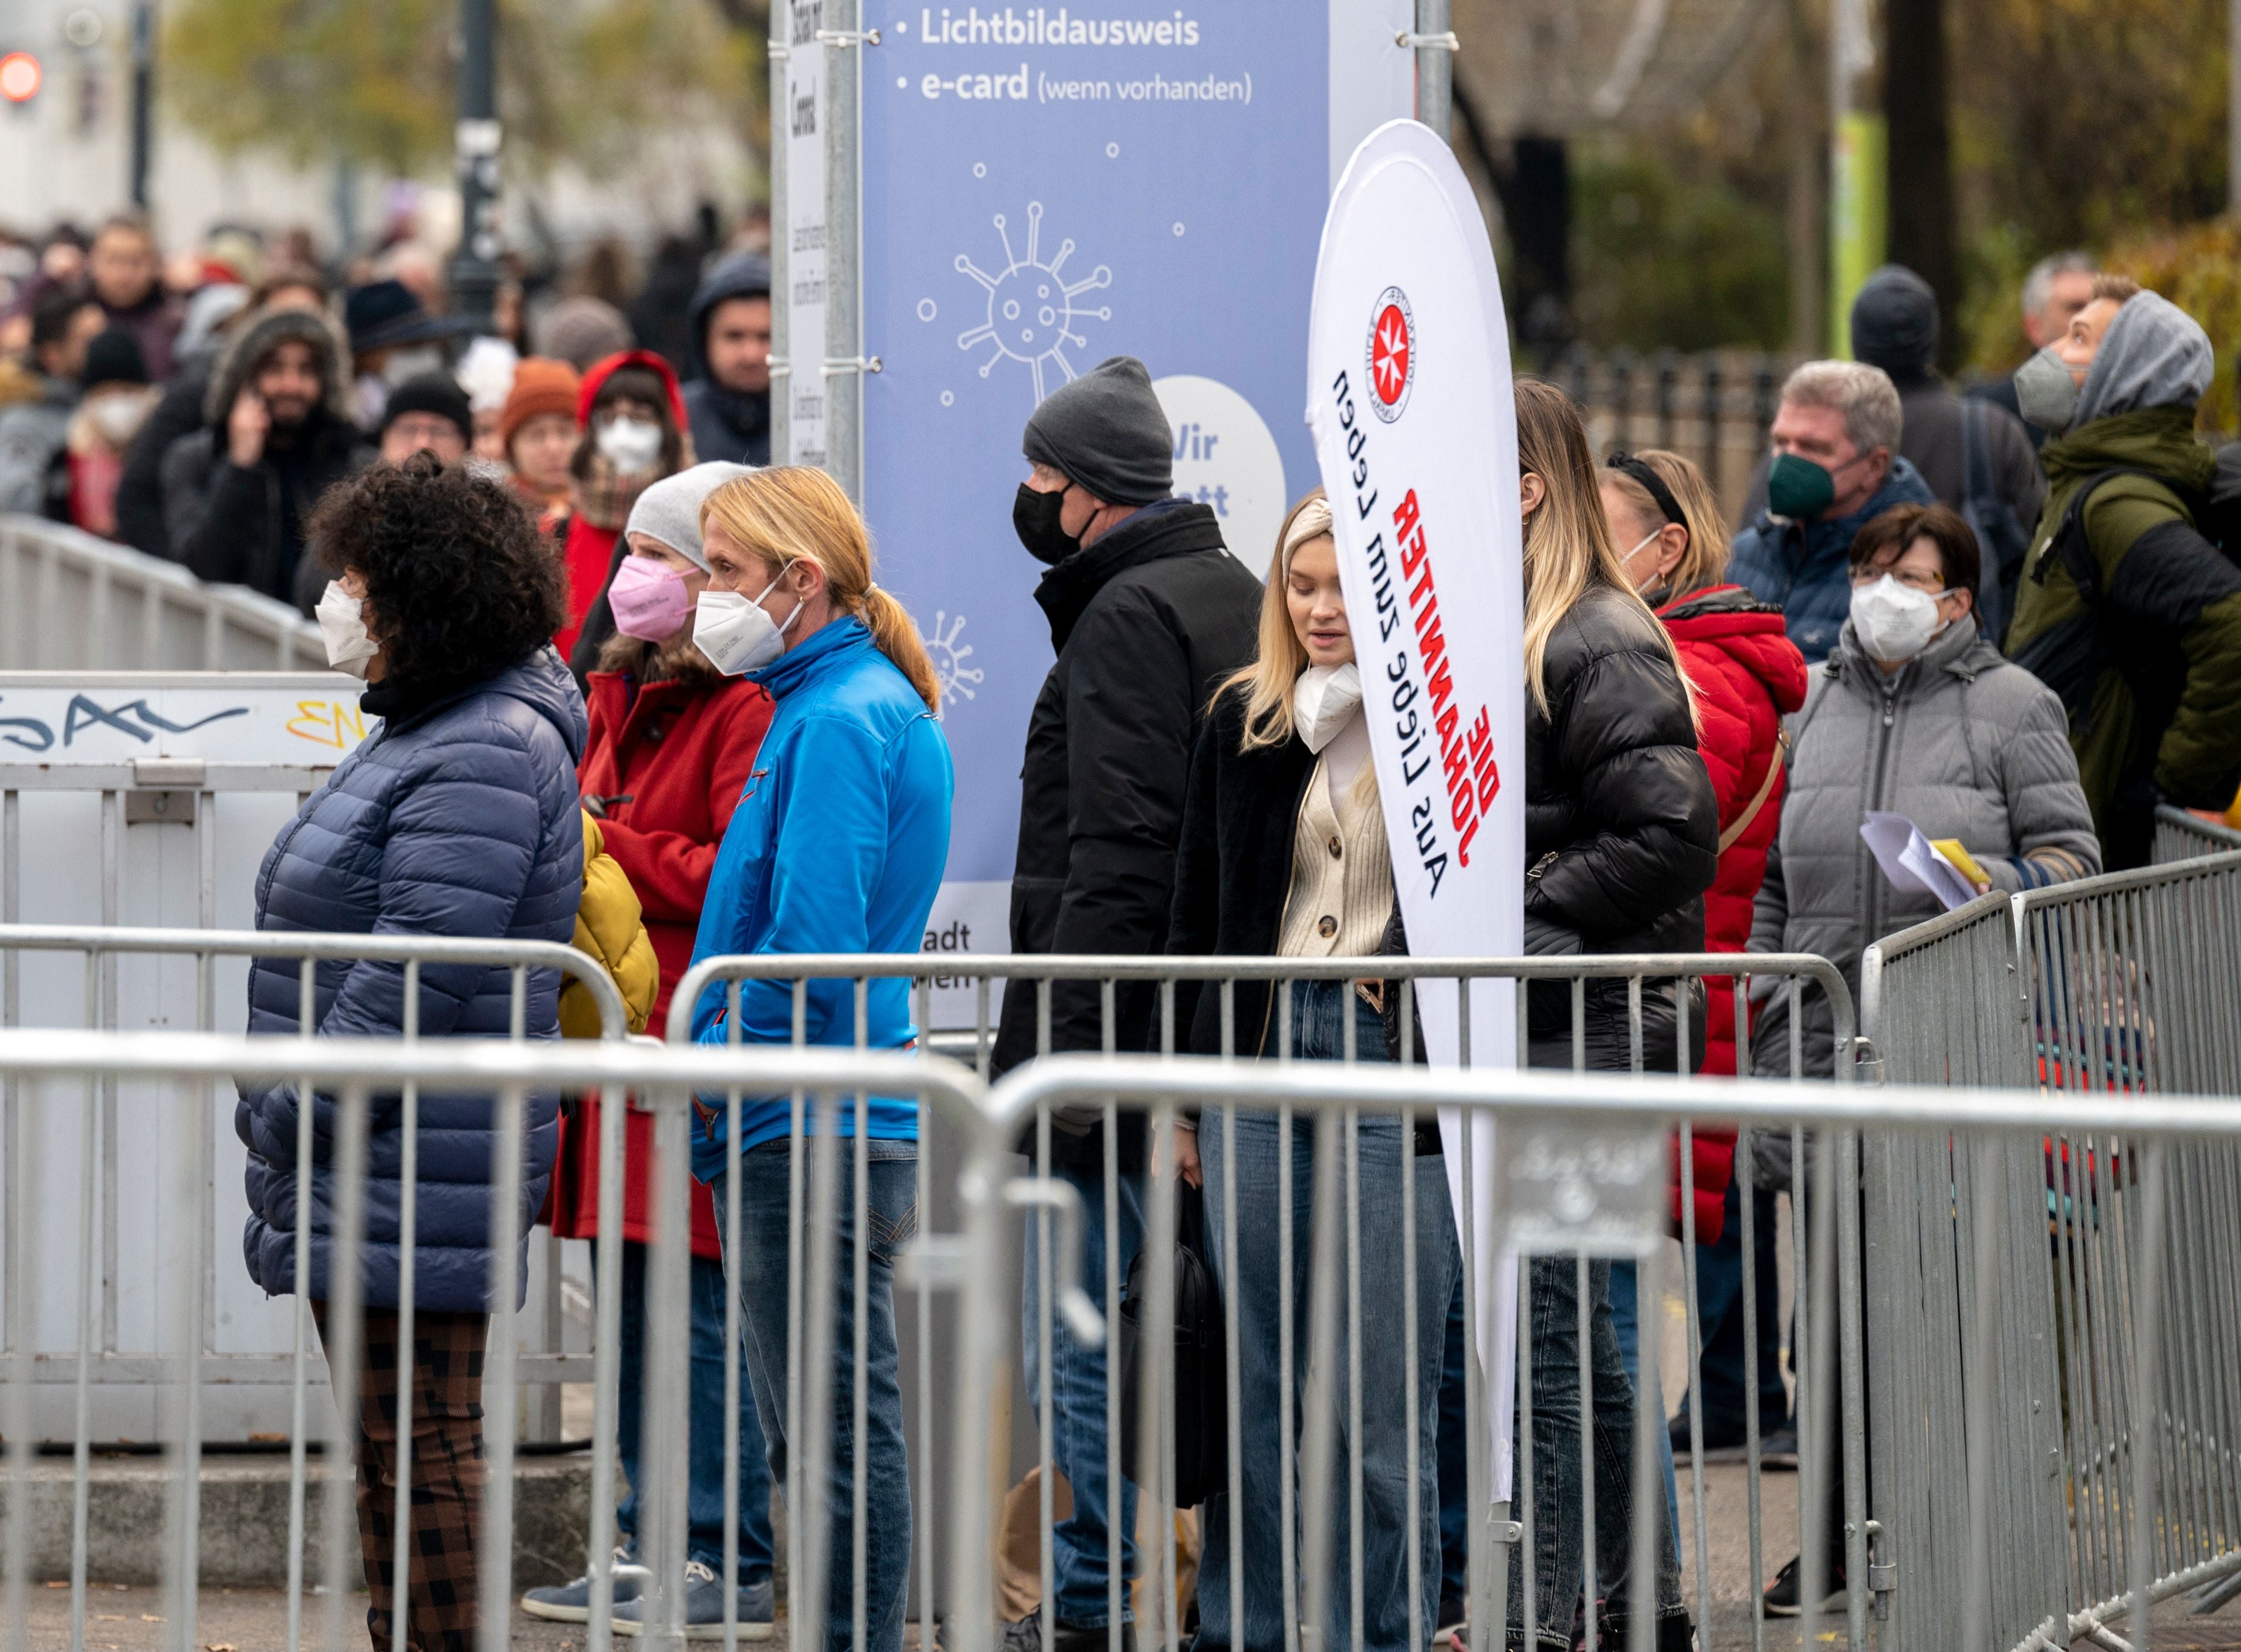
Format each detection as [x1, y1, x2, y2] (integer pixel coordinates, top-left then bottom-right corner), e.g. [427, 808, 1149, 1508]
[609, 1240, 775, 1582]
[1509, 1258, 1684, 1647]
[1437, 1275, 1467, 1611]
[1023, 1162, 1146, 1626]
[714, 1140, 918, 1652]
[1684, 1180, 1790, 1436]
[1605, 1260, 1681, 1550]
[1196, 980, 1461, 1652]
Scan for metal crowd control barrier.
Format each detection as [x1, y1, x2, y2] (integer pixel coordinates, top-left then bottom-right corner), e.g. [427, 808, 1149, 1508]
[2153, 801, 2241, 863]
[0, 925, 622, 1450]
[671, 951, 1868, 1652]
[0, 1027, 984, 1652]
[1861, 848, 2241, 1651]
[0, 516, 324, 671]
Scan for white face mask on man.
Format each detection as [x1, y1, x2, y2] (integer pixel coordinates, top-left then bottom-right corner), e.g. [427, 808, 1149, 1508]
[1849, 574, 1951, 663]
[316, 581, 381, 679]
[692, 564, 804, 676]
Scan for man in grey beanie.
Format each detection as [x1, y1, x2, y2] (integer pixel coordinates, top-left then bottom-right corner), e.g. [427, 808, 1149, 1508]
[991, 356, 1261, 1652]
[1847, 264, 2044, 639]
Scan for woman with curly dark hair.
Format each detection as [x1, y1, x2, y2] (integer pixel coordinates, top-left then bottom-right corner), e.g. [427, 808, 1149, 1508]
[238, 452, 584, 1652]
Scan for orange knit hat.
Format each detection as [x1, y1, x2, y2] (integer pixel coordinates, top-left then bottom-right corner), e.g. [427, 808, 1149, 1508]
[499, 357, 583, 452]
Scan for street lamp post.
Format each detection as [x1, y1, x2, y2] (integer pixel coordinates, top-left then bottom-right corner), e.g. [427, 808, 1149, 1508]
[129, 1, 153, 209]
[449, 0, 500, 336]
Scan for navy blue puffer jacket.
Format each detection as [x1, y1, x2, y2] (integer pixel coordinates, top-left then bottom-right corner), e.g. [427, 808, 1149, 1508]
[238, 649, 588, 1311]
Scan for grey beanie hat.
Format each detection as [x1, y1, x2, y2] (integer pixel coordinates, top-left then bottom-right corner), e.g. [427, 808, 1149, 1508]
[2072, 290, 2215, 428]
[1849, 264, 1939, 381]
[1021, 356, 1174, 506]
[624, 461, 757, 571]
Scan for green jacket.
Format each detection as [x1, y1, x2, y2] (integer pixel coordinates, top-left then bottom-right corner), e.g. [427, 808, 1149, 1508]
[2006, 406, 2241, 866]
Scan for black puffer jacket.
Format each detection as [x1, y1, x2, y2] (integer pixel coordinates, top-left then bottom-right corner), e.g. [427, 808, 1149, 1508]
[157, 306, 373, 607]
[1166, 682, 1319, 1058]
[991, 499, 1262, 1162]
[1519, 580, 1719, 1069]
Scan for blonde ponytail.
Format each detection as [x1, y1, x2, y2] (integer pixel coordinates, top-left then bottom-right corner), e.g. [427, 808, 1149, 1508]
[701, 467, 945, 712]
[861, 584, 943, 712]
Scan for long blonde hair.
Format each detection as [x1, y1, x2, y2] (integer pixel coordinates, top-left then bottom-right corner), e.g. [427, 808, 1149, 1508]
[1218, 489, 1331, 751]
[700, 466, 942, 712]
[1600, 447, 1732, 598]
[1516, 378, 1694, 719]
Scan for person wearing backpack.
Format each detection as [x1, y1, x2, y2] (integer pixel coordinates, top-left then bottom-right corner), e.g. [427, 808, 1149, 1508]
[1848, 265, 2045, 644]
[2004, 277, 2241, 869]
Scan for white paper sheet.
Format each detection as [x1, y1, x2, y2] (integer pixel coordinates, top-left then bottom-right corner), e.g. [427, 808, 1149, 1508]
[1860, 811, 1981, 910]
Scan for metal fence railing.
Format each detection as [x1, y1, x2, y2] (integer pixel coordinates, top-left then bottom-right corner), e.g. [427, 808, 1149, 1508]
[0, 925, 625, 1448]
[0, 1027, 979, 1652]
[2154, 801, 2241, 864]
[0, 515, 324, 672]
[0, 929, 2235, 1652]
[1860, 848, 2241, 1651]
[672, 950, 1870, 1652]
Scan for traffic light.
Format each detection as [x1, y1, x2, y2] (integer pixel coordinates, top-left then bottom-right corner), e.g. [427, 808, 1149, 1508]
[0, 50, 40, 103]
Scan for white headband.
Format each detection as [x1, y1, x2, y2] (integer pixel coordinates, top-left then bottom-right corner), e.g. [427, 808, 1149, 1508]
[1279, 497, 1335, 574]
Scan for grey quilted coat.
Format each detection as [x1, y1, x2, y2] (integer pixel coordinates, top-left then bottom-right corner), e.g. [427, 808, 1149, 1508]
[1748, 617, 2098, 1180]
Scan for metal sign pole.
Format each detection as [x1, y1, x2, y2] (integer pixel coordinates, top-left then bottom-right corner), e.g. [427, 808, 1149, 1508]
[770, 0, 791, 465]
[821, 0, 873, 504]
[1413, 0, 1454, 140]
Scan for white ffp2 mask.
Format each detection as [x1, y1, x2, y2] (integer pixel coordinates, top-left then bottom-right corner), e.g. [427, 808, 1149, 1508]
[1293, 662, 1363, 753]
[316, 581, 380, 679]
[691, 568, 803, 676]
[595, 415, 663, 475]
[1849, 574, 1948, 663]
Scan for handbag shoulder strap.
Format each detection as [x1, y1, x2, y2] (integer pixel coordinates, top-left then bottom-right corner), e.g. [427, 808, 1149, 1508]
[1718, 725, 1792, 854]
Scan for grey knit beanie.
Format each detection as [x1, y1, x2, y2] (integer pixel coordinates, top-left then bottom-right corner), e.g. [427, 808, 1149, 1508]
[1021, 356, 1174, 506]
[624, 462, 757, 571]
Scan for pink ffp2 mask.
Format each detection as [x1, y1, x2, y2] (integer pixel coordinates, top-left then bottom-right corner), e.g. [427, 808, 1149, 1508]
[608, 554, 693, 642]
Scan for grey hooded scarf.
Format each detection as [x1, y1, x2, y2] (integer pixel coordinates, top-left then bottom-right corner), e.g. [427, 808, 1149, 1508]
[2073, 290, 2215, 428]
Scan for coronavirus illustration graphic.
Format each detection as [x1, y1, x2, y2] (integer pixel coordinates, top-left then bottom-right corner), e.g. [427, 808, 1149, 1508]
[954, 201, 1112, 404]
[923, 611, 984, 707]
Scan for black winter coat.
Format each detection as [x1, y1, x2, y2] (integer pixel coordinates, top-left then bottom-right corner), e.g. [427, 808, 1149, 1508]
[161, 414, 372, 607]
[116, 367, 211, 558]
[991, 499, 1262, 1160]
[1520, 581, 1719, 1069]
[1166, 683, 1319, 1058]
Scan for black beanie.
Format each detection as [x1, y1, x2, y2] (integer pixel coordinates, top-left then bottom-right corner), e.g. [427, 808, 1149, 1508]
[380, 371, 474, 442]
[1021, 356, 1173, 506]
[1850, 265, 1939, 382]
[82, 326, 150, 388]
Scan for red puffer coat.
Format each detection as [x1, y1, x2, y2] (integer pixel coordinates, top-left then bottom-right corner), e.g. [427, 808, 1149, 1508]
[547, 659, 774, 1257]
[1657, 585, 1810, 1240]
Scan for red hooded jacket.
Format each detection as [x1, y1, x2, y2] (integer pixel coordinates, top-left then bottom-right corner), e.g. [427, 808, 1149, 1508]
[546, 660, 774, 1255]
[1658, 585, 1809, 1238]
[555, 350, 690, 661]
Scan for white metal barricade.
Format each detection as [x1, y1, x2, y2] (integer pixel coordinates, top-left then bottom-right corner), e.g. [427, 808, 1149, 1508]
[0, 924, 622, 1448]
[0, 1027, 985, 1652]
[0, 516, 324, 672]
[1861, 849, 2241, 1651]
[671, 951, 1868, 1652]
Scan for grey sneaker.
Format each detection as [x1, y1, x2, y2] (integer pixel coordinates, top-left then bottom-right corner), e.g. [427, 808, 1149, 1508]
[521, 1546, 644, 1623]
[613, 1559, 777, 1640]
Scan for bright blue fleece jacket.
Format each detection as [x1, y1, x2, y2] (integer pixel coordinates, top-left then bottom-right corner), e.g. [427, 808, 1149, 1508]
[687, 617, 953, 1173]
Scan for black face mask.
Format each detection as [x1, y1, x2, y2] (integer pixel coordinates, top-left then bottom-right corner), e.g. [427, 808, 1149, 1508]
[1013, 482, 1081, 566]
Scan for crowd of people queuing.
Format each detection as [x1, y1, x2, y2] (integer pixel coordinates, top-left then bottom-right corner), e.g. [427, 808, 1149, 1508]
[0, 211, 776, 639]
[12, 209, 2236, 1652]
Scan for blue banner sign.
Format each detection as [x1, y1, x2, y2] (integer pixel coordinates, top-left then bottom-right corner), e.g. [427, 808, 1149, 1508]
[859, 0, 1411, 990]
